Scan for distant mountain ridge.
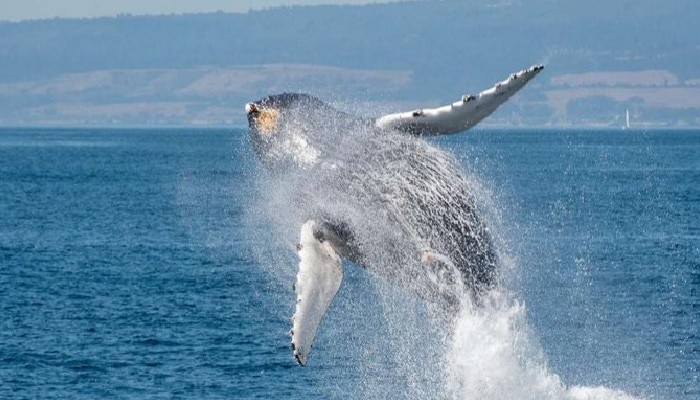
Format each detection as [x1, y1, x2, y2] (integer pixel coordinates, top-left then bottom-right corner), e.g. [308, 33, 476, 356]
[0, 0, 698, 127]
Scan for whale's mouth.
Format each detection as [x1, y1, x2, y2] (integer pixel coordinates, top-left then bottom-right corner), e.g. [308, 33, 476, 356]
[246, 102, 279, 135]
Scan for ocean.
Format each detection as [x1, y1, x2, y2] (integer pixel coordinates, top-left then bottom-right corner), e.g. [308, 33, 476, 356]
[1, 127, 697, 399]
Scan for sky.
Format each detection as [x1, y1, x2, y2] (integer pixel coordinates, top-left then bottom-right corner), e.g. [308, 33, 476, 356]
[0, 0, 401, 21]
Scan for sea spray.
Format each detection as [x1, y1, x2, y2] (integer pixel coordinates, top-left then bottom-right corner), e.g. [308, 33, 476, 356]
[242, 98, 643, 399]
[447, 289, 565, 399]
[445, 289, 641, 400]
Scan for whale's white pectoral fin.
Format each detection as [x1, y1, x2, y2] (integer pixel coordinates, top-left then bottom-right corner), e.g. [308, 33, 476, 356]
[374, 64, 544, 135]
[290, 220, 343, 366]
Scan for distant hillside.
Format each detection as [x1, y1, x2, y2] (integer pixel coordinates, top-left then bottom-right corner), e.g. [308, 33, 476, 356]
[0, 0, 699, 127]
[0, 65, 414, 125]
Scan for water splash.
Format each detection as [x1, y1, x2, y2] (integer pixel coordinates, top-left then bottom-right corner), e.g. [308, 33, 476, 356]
[243, 99, 643, 399]
[446, 290, 640, 400]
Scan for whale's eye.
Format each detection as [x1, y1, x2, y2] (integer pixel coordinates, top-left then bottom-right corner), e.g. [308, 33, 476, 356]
[254, 108, 280, 135]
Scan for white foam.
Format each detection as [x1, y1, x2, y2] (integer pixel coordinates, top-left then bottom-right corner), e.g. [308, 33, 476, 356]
[445, 290, 641, 400]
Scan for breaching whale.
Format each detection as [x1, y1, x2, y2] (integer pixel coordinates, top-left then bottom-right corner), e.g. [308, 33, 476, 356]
[245, 64, 544, 366]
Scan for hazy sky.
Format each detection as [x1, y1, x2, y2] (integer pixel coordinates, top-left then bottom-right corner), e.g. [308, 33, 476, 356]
[0, 0, 401, 21]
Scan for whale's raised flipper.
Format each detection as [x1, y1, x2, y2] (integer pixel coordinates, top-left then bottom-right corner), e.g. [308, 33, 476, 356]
[291, 220, 343, 366]
[374, 64, 544, 136]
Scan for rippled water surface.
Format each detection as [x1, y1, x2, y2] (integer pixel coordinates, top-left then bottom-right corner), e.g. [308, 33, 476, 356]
[1, 128, 697, 399]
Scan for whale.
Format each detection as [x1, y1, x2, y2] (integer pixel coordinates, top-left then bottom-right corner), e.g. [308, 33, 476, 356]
[244, 64, 544, 366]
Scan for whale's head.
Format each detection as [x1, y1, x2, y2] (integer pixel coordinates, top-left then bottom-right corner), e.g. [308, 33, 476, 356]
[245, 93, 344, 170]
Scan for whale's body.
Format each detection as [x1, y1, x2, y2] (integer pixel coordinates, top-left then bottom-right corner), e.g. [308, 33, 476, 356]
[245, 65, 544, 365]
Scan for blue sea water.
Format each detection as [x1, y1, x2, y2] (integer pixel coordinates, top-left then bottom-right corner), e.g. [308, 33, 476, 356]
[0, 127, 697, 399]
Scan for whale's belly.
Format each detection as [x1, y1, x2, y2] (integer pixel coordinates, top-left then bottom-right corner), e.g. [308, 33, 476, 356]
[326, 135, 497, 293]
